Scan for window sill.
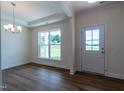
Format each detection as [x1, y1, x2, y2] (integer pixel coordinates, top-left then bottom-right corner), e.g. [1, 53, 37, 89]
[38, 57, 62, 62]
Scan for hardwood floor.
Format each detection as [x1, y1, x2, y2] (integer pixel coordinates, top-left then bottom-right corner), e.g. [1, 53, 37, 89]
[3, 63, 124, 91]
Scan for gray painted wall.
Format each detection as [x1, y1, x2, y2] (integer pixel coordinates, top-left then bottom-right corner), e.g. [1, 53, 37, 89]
[0, 2, 3, 90]
[1, 19, 31, 70]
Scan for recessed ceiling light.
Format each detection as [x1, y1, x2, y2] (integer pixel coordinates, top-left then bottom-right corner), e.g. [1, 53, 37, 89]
[88, 1, 97, 3]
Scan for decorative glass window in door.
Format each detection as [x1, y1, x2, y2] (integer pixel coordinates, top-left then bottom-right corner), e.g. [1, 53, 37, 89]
[85, 29, 100, 51]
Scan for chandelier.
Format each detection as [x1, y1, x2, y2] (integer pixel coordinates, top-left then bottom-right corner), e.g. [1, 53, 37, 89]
[4, 2, 22, 33]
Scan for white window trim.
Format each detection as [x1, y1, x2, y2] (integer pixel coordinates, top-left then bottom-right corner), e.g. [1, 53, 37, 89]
[38, 28, 62, 61]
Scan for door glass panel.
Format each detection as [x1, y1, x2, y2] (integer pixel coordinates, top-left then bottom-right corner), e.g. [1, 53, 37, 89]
[93, 40, 99, 46]
[93, 29, 99, 40]
[86, 30, 92, 40]
[85, 29, 100, 51]
[86, 46, 92, 51]
[86, 40, 92, 46]
[92, 46, 99, 51]
[92, 40, 99, 51]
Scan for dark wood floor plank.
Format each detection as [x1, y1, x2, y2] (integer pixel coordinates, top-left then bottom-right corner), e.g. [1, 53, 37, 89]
[3, 63, 124, 91]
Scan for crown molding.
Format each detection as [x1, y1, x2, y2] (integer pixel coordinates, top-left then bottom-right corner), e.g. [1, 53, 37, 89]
[28, 13, 68, 28]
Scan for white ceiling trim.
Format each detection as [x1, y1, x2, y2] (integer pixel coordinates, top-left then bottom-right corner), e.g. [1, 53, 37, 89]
[28, 13, 68, 27]
[56, 1, 74, 17]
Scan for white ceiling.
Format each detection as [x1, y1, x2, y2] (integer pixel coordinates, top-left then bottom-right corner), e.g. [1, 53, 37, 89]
[1, 1, 64, 22]
[1, 1, 113, 27]
[70, 1, 102, 12]
[70, 1, 113, 12]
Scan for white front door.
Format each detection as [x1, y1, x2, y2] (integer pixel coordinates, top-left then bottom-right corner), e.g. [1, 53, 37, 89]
[82, 25, 105, 74]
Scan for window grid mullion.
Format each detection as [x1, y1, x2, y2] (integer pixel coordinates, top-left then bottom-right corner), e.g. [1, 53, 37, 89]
[48, 32, 50, 59]
[50, 44, 61, 46]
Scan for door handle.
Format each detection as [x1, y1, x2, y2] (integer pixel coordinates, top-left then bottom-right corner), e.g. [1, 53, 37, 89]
[101, 48, 105, 54]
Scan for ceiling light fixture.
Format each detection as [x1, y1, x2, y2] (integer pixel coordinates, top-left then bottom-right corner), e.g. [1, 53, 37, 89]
[4, 2, 22, 33]
[88, 0, 97, 3]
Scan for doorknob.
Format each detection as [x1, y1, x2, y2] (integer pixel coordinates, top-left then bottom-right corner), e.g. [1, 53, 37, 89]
[101, 48, 105, 54]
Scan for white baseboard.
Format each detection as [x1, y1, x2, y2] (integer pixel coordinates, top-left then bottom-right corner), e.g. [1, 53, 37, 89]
[105, 72, 124, 80]
[70, 70, 75, 75]
[31, 60, 69, 70]
[2, 61, 30, 70]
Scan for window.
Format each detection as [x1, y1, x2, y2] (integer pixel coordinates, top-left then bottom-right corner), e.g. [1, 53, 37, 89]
[85, 29, 100, 51]
[38, 29, 61, 60]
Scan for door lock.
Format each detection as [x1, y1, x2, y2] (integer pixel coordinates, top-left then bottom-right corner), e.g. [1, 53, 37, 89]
[101, 48, 105, 54]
